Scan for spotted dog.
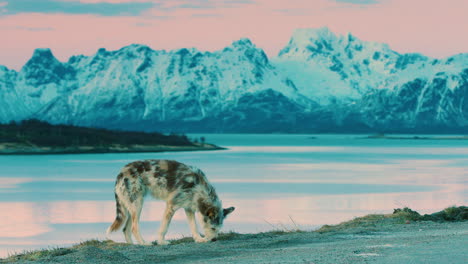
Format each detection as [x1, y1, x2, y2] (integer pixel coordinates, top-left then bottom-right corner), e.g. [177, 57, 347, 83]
[106, 159, 235, 245]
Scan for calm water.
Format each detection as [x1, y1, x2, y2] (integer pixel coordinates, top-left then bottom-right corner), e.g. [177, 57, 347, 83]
[0, 134, 467, 257]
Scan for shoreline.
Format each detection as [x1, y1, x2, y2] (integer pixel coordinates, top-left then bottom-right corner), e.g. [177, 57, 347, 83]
[0, 143, 226, 155]
[360, 134, 468, 140]
[4, 207, 467, 263]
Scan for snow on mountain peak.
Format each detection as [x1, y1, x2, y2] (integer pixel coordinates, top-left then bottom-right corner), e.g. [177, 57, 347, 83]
[231, 38, 254, 49]
[290, 27, 335, 45]
[0, 28, 467, 132]
[20, 47, 76, 89]
[117, 44, 154, 54]
[279, 27, 395, 59]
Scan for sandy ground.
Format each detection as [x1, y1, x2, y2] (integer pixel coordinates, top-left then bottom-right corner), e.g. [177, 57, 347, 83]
[5, 220, 467, 264]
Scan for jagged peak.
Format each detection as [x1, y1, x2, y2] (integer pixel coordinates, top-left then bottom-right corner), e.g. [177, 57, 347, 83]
[0, 65, 15, 79]
[23, 48, 61, 70]
[290, 27, 336, 45]
[91, 47, 115, 58]
[279, 27, 400, 57]
[347, 32, 357, 42]
[92, 44, 156, 58]
[232, 38, 254, 48]
[119, 43, 153, 52]
[174, 47, 198, 54]
[97, 47, 108, 54]
[225, 38, 269, 65]
[32, 48, 54, 58]
[67, 54, 86, 65]
[0, 65, 11, 72]
[444, 53, 468, 66]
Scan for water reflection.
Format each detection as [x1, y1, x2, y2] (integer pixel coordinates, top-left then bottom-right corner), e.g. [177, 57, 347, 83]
[0, 203, 52, 238]
[0, 185, 463, 246]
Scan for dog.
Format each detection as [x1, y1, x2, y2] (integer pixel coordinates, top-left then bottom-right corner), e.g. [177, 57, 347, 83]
[106, 159, 235, 245]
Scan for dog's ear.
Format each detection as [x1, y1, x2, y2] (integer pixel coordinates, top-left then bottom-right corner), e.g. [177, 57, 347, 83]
[223, 207, 235, 218]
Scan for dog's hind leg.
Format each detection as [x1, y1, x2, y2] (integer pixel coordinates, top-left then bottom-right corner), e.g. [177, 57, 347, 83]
[129, 197, 148, 245]
[185, 208, 207, 243]
[122, 208, 133, 244]
[157, 203, 176, 245]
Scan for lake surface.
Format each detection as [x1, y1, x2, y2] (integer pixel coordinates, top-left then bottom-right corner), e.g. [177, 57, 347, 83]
[0, 134, 467, 257]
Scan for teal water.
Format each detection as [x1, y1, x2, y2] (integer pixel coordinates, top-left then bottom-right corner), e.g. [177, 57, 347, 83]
[0, 134, 467, 257]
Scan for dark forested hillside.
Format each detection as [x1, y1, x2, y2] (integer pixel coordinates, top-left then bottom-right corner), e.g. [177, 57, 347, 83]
[0, 119, 195, 149]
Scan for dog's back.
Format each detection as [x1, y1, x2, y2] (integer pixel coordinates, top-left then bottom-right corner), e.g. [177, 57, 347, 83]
[115, 159, 213, 201]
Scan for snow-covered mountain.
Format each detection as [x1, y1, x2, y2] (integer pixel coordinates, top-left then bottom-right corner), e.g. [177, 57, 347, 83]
[1, 27, 467, 133]
[274, 27, 468, 132]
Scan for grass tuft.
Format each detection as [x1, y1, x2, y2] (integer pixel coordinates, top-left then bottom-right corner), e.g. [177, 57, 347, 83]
[391, 207, 422, 221]
[4, 240, 125, 262]
[264, 216, 305, 234]
[72, 239, 122, 250]
[316, 214, 388, 233]
[422, 206, 467, 222]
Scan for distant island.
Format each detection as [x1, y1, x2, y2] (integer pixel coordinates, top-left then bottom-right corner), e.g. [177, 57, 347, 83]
[362, 134, 468, 140]
[0, 120, 223, 155]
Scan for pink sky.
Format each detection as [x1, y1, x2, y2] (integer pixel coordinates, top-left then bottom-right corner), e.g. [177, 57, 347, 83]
[1, 0, 467, 70]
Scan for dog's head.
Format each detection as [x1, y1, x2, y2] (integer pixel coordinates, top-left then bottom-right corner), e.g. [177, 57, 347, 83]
[202, 206, 235, 241]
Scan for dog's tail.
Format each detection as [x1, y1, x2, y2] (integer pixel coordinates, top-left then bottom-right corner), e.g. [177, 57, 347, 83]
[106, 193, 126, 235]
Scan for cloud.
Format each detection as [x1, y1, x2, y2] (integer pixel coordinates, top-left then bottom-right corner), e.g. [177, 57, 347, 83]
[15, 26, 55, 31]
[273, 8, 313, 16]
[134, 22, 151, 27]
[150, 0, 254, 11]
[334, 0, 380, 4]
[1, 0, 154, 16]
[0, 0, 255, 17]
[191, 13, 223, 18]
[0, 0, 467, 71]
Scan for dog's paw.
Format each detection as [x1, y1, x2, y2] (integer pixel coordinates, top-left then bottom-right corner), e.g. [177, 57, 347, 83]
[157, 240, 170, 246]
[194, 237, 209, 243]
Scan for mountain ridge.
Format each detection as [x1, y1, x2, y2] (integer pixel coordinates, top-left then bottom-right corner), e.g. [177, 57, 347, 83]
[1, 27, 467, 133]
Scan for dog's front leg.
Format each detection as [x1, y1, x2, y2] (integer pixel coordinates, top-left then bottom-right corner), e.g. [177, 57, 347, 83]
[185, 209, 208, 243]
[157, 203, 175, 245]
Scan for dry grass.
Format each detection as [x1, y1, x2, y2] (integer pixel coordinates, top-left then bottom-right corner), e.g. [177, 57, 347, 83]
[264, 215, 305, 234]
[3, 240, 123, 263]
[316, 214, 389, 233]
[4, 247, 74, 262]
[3, 206, 466, 262]
[72, 239, 123, 250]
[317, 206, 467, 233]
[422, 206, 467, 222]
